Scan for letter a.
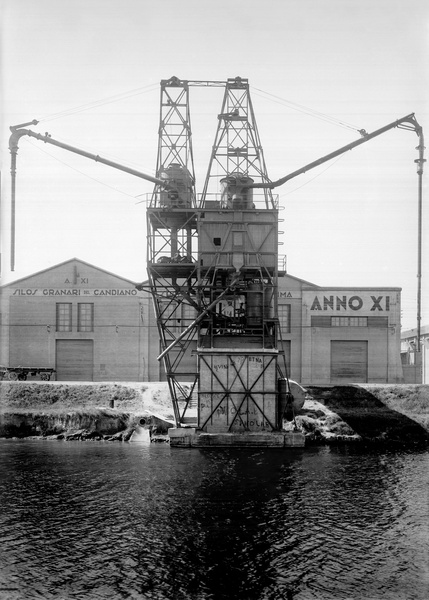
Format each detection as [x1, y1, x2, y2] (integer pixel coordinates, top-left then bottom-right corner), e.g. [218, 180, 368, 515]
[311, 297, 322, 310]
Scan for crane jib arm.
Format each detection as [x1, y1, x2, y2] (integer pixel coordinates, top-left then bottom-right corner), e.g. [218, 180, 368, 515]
[8, 121, 167, 271]
[9, 124, 166, 187]
[246, 113, 422, 189]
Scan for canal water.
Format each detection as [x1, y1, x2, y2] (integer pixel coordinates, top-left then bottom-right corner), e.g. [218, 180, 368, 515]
[0, 440, 428, 600]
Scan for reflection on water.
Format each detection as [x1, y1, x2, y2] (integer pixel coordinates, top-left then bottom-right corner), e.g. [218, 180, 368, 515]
[0, 440, 428, 599]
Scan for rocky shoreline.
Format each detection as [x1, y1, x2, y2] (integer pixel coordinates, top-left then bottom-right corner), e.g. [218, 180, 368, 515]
[0, 408, 173, 443]
[1, 382, 428, 446]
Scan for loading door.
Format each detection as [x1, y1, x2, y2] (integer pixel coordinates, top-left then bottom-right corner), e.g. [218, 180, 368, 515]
[331, 341, 368, 383]
[56, 340, 94, 381]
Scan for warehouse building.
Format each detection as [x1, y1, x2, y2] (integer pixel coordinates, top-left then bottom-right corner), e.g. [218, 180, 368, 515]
[0, 258, 404, 384]
[0, 259, 158, 382]
[277, 274, 403, 384]
[401, 325, 429, 384]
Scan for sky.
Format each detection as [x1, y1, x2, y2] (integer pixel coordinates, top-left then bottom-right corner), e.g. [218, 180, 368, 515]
[1, 0, 428, 331]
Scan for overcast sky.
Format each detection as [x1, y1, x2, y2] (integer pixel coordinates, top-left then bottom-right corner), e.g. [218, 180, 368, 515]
[1, 0, 428, 330]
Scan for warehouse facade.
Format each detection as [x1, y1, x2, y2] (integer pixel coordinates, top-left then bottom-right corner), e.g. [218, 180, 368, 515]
[0, 259, 404, 383]
[0, 259, 159, 382]
[277, 274, 403, 384]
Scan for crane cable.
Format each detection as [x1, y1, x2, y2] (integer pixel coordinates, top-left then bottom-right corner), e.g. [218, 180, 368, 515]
[27, 80, 362, 201]
[252, 86, 363, 133]
[23, 138, 147, 201]
[279, 153, 346, 197]
[35, 80, 361, 133]
[36, 82, 159, 123]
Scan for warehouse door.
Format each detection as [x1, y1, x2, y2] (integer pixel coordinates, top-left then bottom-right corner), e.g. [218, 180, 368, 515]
[56, 340, 94, 381]
[331, 341, 368, 383]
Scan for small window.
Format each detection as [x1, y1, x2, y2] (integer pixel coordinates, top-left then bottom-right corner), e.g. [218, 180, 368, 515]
[350, 317, 368, 327]
[78, 303, 94, 332]
[56, 303, 72, 332]
[331, 317, 367, 327]
[213, 237, 221, 246]
[278, 304, 291, 334]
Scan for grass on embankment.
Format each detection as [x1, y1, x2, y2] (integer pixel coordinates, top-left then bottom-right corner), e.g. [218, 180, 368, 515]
[305, 384, 429, 444]
[1, 382, 428, 444]
[0, 382, 152, 438]
[363, 384, 429, 430]
[0, 382, 147, 412]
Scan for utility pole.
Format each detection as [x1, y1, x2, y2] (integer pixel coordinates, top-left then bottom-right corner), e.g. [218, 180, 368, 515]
[415, 128, 426, 352]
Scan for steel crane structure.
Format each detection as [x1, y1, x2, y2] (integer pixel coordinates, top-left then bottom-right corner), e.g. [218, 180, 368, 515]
[8, 76, 425, 446]
[145, 77, 424, 446]
[146, 76, 291, 439]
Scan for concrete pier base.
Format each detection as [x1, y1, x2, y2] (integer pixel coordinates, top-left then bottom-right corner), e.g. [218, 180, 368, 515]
[168, 428, 305, 448]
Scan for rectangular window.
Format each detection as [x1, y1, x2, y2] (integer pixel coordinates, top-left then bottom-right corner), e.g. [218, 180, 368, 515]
[278, 304, 291, 333]
[56, 303, 72, 332]
[331, 317, 367, 327]
[368, 317, 389, 328]
[78, 303, 94, 332]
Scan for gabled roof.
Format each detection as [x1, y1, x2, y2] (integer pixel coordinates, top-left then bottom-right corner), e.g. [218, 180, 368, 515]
[280, 272, 320, 288]
[0, 257, 139, 288]
[401, 324, 429, 338]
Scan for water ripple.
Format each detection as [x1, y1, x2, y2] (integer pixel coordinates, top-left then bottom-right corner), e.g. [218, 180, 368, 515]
[0, 442, 428, 599]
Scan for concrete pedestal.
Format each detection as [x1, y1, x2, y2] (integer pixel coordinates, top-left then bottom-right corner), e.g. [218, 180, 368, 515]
[168, 428, 305, 448]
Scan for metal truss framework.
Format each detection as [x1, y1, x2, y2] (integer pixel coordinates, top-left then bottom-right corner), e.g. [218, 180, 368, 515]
[152, 76, 195, 203]
[201, 77, 275, 209]
[146, 77, 199, 425]
[146, 76, 289, 429]
[195, 78, 288, 432]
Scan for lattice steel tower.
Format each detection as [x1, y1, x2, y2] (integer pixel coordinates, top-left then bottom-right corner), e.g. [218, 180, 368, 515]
[148, 76, 289, 434]
[195, 77, 286, 433]
[146, 77, 199, 425]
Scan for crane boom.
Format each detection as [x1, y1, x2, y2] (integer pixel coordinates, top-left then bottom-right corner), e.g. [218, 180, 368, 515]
[9, 123, 165, 186]
[247, 113, 422, 189]
[8, 121, 166, 271]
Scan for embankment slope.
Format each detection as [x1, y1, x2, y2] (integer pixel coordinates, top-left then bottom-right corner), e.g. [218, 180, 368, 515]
[1, 382, 428, 444]
[0, 382, 175, 440]
[305, 384, 429, 444]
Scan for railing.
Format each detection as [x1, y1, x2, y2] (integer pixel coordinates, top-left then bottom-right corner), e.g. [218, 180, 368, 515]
[198, 193, 280, 210]
[143, 191, 281, 210]
[278, 255, 287, 273]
